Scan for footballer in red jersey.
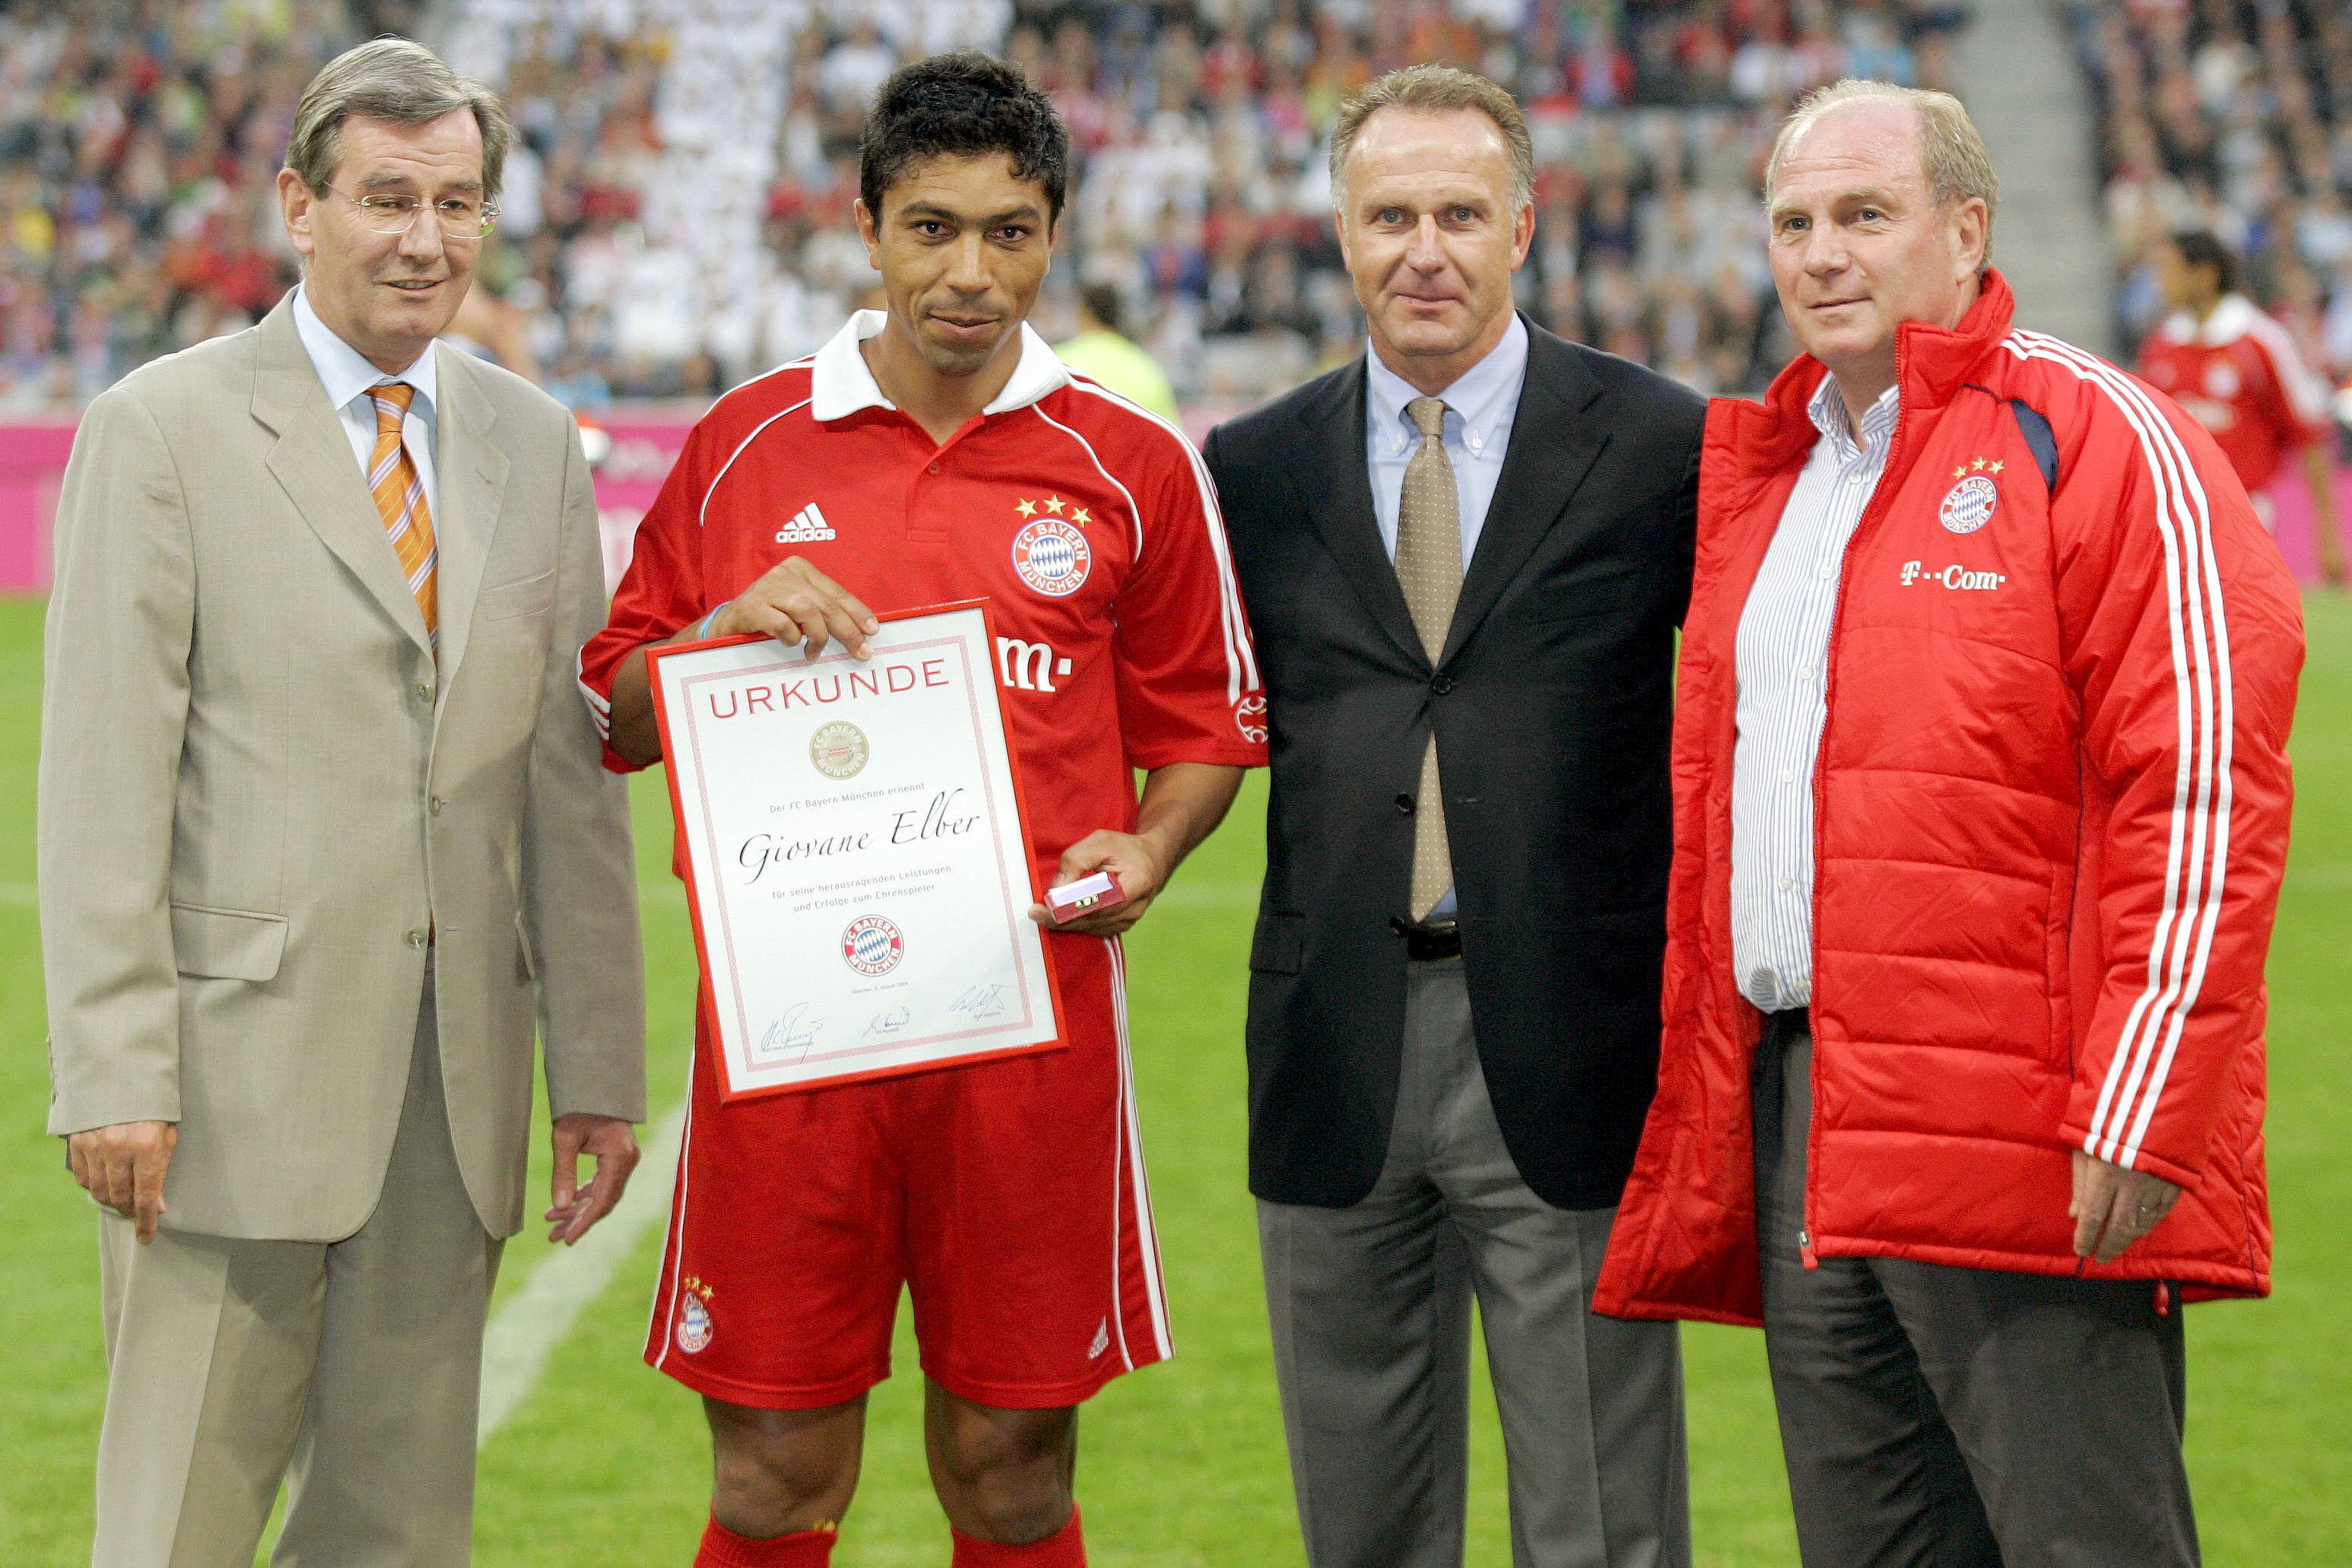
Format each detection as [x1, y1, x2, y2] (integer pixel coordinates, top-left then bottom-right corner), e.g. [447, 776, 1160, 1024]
[2138, 230, 2345, 583]
[576, 54, 1264, 1568]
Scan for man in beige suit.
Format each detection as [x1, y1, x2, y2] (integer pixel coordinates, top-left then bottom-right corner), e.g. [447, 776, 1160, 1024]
[37, 39, 646, 1566]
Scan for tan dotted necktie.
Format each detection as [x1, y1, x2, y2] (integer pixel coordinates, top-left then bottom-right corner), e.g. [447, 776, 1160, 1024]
[369, 382, 439, 653]
[1395, 395, 1461, 921]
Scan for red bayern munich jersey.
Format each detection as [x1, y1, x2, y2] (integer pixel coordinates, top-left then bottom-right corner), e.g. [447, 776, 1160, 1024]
[2137, 293, 2332, 494]
[579, 309, 1267, 904]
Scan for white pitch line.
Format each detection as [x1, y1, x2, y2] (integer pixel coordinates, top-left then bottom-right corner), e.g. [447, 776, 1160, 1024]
[477, 1100, 684, 1443]
[475, 874, 1249, 1436]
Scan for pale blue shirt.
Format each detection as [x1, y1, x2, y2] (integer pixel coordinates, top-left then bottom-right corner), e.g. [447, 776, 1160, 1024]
[1365, 311, 1529, 566]
[1729, 376, 1900, 1011]
[1365, 313, 1530, 920]
[291, 283, 441, 522]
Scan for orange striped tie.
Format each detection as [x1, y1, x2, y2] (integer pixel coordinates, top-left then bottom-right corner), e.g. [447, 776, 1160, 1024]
[368, 382, 438, 652]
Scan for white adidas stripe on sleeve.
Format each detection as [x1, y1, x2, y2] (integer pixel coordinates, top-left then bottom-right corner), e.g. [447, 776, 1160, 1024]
[2003, 331, 2235, 1170]
[576, 648, 611, 738]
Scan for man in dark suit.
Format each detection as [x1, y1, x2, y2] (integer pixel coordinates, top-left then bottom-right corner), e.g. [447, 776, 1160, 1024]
[1205, 65, 1702, 1568]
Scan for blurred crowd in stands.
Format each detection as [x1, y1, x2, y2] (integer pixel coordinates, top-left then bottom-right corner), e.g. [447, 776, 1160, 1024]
[2077, 0, 2352, 389]
[2, 0, 1973, 413]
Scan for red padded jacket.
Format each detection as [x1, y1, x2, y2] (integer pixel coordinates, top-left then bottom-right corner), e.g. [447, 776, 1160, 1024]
[1594, 273, 2303, 1325]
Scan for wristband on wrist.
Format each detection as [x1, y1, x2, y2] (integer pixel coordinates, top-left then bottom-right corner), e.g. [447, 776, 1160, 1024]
[693, 608, 723, 641]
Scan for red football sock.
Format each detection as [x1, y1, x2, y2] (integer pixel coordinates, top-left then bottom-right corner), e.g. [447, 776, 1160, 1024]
[694, 1514, 836, 1567]
[950, 1503, 1085, 1567]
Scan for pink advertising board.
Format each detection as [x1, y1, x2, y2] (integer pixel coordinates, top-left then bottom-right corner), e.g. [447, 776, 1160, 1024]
[0, 420, 75, 594]
[0, 411, 697, 598]
[2265, 462, 2352, 586]
[582, 416, 695, 593]
[5, 411, 2348, 594]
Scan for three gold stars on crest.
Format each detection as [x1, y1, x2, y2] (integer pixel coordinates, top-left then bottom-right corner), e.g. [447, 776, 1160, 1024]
[1014, 495, 1090, 525]
[1950, 456, 2005, 479]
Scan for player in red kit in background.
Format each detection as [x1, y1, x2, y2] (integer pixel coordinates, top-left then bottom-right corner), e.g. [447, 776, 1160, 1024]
[576, 53, 1265, 1568]
[2138, 229, 2347, 585]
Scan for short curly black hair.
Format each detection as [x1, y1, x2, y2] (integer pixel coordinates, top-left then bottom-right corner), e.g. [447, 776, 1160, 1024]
[858, 51, 1069, 228]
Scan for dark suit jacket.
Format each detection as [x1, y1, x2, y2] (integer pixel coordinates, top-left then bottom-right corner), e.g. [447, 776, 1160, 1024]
[1206, 317, 1703, 1210]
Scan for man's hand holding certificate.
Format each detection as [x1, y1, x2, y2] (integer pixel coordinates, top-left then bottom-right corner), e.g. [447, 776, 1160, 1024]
[649, 604, 1062, 1098]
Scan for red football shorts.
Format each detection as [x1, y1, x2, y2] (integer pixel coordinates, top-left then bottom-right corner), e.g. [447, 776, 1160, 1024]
[643, 935, 1172, 1410]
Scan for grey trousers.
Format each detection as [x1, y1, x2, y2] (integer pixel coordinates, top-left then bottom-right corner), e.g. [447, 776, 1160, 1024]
[1257, 959, 1691, 1568]
[1754, 1011, 2199, 1568]
[92, 979, 505, 1568]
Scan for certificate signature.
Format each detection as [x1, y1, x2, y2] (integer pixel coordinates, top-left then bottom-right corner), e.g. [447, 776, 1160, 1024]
[950, 983, 1011, 1021]
[760, 1001, 827, 1062]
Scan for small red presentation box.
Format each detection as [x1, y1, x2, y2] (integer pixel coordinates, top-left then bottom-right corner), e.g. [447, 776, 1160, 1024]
[1046, 871, 1126, 925]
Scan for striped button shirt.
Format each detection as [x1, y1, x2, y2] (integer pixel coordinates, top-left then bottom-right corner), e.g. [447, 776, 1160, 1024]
[1730, 376, 1899, 1012]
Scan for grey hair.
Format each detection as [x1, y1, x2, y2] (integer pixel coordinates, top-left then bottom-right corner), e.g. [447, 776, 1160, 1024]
[286, 37, 512, 203]
[1763, 78, 1998, 262]
[1328, 64, 1535, 212]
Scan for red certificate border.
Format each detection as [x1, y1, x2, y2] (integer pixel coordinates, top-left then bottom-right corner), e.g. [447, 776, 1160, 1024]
[646, 599, 1065, 1100]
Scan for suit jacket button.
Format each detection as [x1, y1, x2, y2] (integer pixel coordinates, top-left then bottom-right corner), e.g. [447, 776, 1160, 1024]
[1431, 673, 1454, 695]
[1395, 793, 1414, 814]
[414, 681, 433, 703]
[405, 928, 427, 949]
[430, 796, 447, 815]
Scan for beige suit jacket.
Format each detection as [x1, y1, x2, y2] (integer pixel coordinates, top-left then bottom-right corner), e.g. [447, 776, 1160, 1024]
[39, 295, 646, 1242]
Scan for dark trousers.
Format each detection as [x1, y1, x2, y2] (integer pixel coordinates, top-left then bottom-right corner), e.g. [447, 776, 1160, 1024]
[1258, 960, 1690, 1568]
[1752, 1011, 2199, 1568]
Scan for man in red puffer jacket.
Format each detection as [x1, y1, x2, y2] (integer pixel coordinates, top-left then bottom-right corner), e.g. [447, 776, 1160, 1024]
[1593, 81, 2303, 1568]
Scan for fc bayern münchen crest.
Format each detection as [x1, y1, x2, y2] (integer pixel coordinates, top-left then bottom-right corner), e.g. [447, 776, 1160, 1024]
[1939, 474, 1998, 535]
[808, 720, 868, 779]
[676, 1291, 713, 1354]
[841, 914, 906, 976]
[1012, 516, 1092, 596]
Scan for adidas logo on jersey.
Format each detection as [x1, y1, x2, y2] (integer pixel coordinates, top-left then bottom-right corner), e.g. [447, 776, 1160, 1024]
[774, 503, 836, 544]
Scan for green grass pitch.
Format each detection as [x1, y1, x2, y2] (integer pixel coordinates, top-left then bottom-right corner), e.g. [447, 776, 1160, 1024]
[2, 590, 2346, 1563]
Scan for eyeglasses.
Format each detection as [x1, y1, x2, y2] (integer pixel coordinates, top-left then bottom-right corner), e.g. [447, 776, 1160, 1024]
[328, 186, 500, 240]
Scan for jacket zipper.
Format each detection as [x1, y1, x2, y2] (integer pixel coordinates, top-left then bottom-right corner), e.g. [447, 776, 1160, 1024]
[1800, 350, 1918, 1272]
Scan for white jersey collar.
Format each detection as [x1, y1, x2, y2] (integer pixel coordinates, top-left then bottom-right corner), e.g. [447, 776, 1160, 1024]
[810, 308, 1070, 423]
[2160, 293, 2262, 348]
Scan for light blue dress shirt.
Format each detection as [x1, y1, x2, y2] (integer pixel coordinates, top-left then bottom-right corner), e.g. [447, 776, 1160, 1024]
[291, 284, 441, 523]
[1729, 376, 1900, 1011]
[1364, 313, 1531, 919]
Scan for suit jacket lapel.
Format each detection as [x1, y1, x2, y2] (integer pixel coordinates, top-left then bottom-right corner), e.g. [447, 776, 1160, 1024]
[1296, 357, 1426, 667]
[252, 300, 435, 662]
[1441, 325, 1608, 665]
[424, 344, 509, 684]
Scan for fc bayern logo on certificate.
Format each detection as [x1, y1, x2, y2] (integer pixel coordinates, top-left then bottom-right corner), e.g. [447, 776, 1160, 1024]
[646, 601, 1064, 1098]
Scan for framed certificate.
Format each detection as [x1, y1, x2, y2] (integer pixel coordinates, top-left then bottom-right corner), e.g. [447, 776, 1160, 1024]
[647, 601, 1063, 1099]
